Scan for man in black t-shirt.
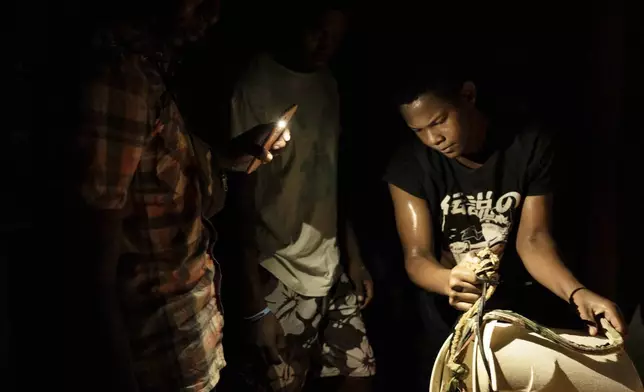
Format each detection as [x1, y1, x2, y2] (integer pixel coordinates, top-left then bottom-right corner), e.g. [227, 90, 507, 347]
[383, 69, 626, 369]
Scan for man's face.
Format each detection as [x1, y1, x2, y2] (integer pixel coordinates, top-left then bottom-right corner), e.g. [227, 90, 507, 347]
[400, 87, 475, 159]
[301, 10, 348, 69]
[174, 0, 220, 44]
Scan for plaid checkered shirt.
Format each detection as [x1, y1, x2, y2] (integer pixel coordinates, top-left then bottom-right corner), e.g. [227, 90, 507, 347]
[78, 44, 225, 392]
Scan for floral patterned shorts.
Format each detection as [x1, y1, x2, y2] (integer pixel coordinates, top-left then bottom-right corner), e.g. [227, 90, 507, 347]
[254, 272, 376, 391]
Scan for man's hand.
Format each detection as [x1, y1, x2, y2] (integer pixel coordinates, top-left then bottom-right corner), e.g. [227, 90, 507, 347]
[348, 260, 374, 309]
[250, 311, 286, 365]
[224, 123, 291, 171]
[571, 288, 627, 336]
[447, 263, 483, 311]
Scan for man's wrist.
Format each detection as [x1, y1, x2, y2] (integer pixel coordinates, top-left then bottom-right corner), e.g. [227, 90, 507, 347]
[557, 276, 584, 303]
[407, 255, 451, 296]
[437, 268, 452, 297]
[568, 286, 588, 305]
[241, 292, 267, 316]
[243, 306, 271, 322]
[211, 146, 233, 170]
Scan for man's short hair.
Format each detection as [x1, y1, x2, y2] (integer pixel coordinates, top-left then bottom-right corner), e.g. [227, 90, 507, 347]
[273, 0, 352, 34]
[390, 60, 470, 107]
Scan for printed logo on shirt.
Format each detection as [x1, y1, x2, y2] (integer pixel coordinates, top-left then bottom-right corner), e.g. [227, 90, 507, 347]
[440, 191, 521, 264]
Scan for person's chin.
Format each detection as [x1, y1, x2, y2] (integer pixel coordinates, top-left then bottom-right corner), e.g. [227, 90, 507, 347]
[440, 148, 460, 159]
[310, 55, 331, 69]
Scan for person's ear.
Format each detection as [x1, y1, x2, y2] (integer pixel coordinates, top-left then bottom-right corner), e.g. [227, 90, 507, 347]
[460, 81, 477, 105]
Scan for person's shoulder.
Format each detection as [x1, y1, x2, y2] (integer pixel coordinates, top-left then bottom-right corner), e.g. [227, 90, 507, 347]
[389, 136, 439, 171]
[233, 52, 277, 92]
[317, 68, 338, 87]
[84, 50, 160, 95]
[384, 137, 441, 199]
[503, 120, 553, 152]
[519, 123, 552, 142]
[501, 121, 555, 174]
[231, 52, 260, 81]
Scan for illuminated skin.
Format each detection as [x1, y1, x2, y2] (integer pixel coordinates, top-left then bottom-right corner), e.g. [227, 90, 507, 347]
[391, 84, 626, 335]
[399, 81, 487, 167]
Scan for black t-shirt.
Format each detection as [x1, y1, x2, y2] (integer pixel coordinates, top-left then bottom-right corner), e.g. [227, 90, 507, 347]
[384, 123, 554, 323]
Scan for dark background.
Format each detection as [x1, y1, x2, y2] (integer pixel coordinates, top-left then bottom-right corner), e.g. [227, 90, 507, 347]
[7, 0, 643, 390]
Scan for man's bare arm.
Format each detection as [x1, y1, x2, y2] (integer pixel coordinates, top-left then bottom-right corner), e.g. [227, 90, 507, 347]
[516, 194, 627, 334]
[340, 219, 374, 308]
[516, 194, 582, 301]
[389, 184, 450, 295]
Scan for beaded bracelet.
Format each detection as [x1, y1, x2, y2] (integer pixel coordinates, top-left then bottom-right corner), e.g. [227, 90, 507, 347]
[243, 306, 271, 322]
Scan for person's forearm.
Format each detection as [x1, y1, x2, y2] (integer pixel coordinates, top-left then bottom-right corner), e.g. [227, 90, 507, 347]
[213, 130, 260, 172]
[405, 251, 451, 296]
[212, 141, 238, 171]
[342, 220, 362, 265]
[239, 247, 268, 314]
[517, 231, 582, 302]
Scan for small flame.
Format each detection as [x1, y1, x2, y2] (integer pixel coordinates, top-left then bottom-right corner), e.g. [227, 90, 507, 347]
[277, 119, 287, 129]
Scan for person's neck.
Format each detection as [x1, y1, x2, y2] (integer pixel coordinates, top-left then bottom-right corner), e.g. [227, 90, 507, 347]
[272, 49, 316, 74]
[462, 112, 492, 164]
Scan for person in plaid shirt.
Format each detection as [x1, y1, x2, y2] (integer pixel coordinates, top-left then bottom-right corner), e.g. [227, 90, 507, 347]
[73, 1, 291, 391]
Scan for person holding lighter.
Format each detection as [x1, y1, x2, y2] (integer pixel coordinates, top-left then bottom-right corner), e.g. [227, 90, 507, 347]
[224, 2, 375, 392]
